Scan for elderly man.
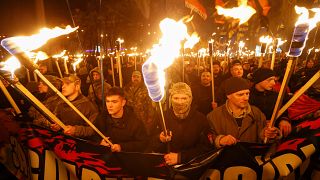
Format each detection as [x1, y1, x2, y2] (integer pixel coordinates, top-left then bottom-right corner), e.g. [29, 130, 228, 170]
[207, 77, 280, 148]
[39, 75, 99, 138]
[97, 87, 148, 152]
[124, 71, 155, 136]
[150, 82, 212, 166]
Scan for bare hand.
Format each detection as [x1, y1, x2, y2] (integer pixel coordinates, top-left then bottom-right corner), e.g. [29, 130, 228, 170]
[279, 120, 292, 137]
[264, 127, 279, 139]
[219, 135, 238, 146]
[111, 144, 121, 152]
[100, 138, 111, 147]
[164, 153, 178, 165]
[64, 125, 76, 136]
[160, 131, 172, 143]
[211, 102, 218, 109]
[50, 123, 61, 131]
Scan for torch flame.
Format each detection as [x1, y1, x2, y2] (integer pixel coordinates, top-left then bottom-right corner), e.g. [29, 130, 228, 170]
[277, 38, 287, 48]
[184, 32, 200, 49]
[143, 18, 199, 101]
[4, 26, 78, 52]
[52, 50, 67, 58]
[259, 36, 273, 44]
[0, 56, 21, 77]
[72, 54, 84, 72]
[295, 6, 320, 30]
[216, 0, 256, 25]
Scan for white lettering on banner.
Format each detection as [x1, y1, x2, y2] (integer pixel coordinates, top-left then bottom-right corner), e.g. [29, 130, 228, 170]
[63, 162, 78, 180]
[201, 144, 316, 179]
[10, 136, 30, 178]
[29, 150, 39, 180]
[224, 166, 257, 179]
[81, 168, 102, 180]
[200, 169, 220, 179]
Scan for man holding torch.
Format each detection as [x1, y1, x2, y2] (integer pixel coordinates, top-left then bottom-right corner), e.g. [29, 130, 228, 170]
[96, 87, 148, 152]
[149, 82, 212, 165]
[43, 75, 99, 138]
[207, 77, 280, 148]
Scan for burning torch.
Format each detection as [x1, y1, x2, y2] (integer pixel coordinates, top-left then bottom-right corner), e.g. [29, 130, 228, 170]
[265, 6, 320, 143]
[1, 26, 113, 147]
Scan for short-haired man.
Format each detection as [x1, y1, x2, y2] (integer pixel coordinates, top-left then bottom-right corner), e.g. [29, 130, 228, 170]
[207, 77, 280, 148]
[250, 68, 292, 137]
[216, 60, 245, 106]
[49, 75, 99, 138]
[192, 71, 214, 115]
[96, 87, 148, 152]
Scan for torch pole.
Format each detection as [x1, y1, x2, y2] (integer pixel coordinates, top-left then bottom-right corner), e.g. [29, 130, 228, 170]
[182, 46, 185, 82]
[159, 102, 170, 152]
[26, 68, 31, 82]
[197, 53, 200, 76]
[270, 39, 277, 70]
[116, 51, 123, 87]
[0, 75, 66, 129]
[277, 70, 320, 119]
[55, 60, 63, 78]
[134, 55, 137, 71]
[209, 41, 215, 101]
[34, 70, 113, 146]
[158, 102, 168, 135]
[111, 56, 115, 86]
[33, 71, 38, 82]
[264, 57, 294, 143]
[64, 58, 69, 75]
[0, 79, 22, 115]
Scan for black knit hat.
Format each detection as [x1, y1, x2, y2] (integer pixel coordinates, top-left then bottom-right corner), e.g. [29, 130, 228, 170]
[224, 77, 250, 95]
[252, 68, 276, 84]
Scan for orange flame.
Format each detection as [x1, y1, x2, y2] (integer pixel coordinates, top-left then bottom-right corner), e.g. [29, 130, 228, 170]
[216, 0, 256, 25]
[7, 26, 78, 52]
[295, 6, 320, 29]
[52, 50, 67, 58]
[0, 56, 21, 77]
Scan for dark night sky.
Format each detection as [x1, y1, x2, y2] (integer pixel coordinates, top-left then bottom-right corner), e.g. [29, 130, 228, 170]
[0, 0, 85, 35]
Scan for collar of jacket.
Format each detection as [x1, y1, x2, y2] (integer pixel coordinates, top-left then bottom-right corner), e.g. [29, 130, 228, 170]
[106, 106, 134, 128]
[225, 100, 251, 118]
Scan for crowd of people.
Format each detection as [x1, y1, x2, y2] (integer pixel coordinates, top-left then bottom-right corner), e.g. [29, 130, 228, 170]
[0, 54, 319, 168]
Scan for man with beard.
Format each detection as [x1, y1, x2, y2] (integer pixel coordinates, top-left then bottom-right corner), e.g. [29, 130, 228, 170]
[124, 71, 155, 136]
[207, 77, 280, 148]
[87, 67, 112, 110]
[150, 82, 212, 166]
[192, 71, 215, 115]
[96, 87, 148, 152]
